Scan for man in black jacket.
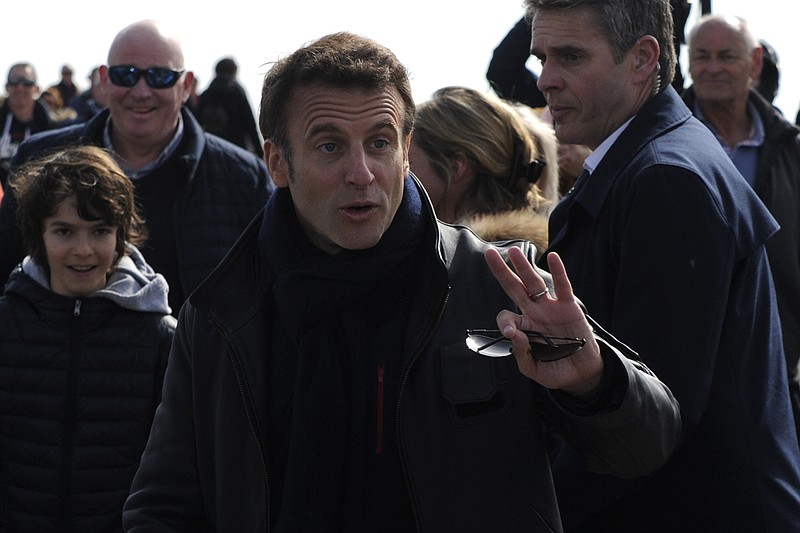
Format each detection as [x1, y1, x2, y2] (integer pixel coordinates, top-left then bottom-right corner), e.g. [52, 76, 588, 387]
[122, 31, 681, 532]
[684, 12, 800, 445]
[0, 63, 53, 197]
[197, 57, 263, 158]
[0, 20, 272, 314]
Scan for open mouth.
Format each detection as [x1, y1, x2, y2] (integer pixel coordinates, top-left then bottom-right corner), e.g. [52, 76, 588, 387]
[343, 204, 378, 220]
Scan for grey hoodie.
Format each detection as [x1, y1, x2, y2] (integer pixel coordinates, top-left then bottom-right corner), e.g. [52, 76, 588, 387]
[21, 243, 171, 315]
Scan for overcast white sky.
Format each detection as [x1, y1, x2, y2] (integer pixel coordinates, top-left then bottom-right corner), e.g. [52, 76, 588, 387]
[4, 0, 797, 120]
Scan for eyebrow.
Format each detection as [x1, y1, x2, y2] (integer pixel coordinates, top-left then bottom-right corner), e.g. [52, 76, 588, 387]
[46, 219, 111, 228]
[693, 46, 738, 54]
[305, 119, 398, 140]
[534, 43, 587, 57]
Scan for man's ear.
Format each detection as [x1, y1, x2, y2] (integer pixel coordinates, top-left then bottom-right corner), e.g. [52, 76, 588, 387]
[631, 35, 660, 80]
[750, 45, 765, 85]
[180, 71, 195, 105]
[264, 140, 289, 187]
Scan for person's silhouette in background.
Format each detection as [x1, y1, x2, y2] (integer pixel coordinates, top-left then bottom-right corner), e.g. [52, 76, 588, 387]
[197, 57, 263, 157]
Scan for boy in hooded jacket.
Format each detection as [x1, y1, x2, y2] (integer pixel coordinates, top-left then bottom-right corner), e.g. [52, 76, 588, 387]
[0, 145, 176, 532]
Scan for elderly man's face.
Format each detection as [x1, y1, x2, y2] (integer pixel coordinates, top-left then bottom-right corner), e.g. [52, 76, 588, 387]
[689, 20, 760, 106]
[265, 83, 410, 255]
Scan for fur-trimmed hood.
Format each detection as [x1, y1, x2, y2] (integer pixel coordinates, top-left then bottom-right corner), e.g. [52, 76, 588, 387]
[461, 209, 549, 259]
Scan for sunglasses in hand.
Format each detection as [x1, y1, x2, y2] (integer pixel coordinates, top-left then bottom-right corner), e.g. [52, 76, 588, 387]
[465, 329, 586, 362]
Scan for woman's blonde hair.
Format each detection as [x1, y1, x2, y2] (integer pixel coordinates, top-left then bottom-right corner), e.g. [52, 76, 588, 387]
[413, 86, 559, 220]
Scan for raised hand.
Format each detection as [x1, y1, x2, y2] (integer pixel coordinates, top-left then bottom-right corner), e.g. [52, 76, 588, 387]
[483, 247, 603, 395]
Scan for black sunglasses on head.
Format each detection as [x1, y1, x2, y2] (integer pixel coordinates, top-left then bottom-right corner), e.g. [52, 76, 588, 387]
[465, 329, 586, 362]
[107, 65, 185, 89]
[7, 78, 35, 88]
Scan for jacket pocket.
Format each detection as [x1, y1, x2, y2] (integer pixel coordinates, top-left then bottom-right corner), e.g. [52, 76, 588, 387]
[440, 343, 513, 424]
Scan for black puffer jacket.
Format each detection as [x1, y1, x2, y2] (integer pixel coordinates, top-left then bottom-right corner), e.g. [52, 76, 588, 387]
[0, 107, 271, 312]
[0, 250, 176, 532]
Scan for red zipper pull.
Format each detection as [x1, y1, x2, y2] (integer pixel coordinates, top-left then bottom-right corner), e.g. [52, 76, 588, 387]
[376, 364, 385, 455]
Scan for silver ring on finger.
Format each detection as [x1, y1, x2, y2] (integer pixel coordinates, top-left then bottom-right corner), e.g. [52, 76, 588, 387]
[530, 289, 549, 301]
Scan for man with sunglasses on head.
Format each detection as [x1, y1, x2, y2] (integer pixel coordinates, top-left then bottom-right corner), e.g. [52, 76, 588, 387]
[0, 63, 53, 200]
[0, 20, 271, 315]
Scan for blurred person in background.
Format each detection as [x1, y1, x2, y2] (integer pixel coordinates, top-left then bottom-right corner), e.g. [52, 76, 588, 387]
[39, 86, 78, 126]
[0, 63, 52, 202]
[70, 66, 109, 123]
[197, 56, 263, 157]
[49, 63, 79, 107]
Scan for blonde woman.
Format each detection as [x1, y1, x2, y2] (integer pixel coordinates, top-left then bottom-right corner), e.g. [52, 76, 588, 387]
[410, 86, 559, 257]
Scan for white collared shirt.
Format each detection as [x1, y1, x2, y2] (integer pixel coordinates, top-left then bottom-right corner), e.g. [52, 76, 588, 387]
[583, 116, 636, 175]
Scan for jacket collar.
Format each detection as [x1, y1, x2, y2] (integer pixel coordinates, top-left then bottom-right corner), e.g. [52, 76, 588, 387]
[82, 107, 206, 182]
[190, 174, 448, 335]
[682, 86, 800, 146]
[574, 86, 692, 219]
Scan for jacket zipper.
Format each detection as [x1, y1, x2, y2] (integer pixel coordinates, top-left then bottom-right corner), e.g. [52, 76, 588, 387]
[60, 299, 82, 531]
[397, 288, 449, 532]
[376, 364, 385, 455]
[209, 318, 271, 532]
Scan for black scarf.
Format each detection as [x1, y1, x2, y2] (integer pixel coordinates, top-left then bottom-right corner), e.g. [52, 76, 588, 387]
[259, 177, 425, 531]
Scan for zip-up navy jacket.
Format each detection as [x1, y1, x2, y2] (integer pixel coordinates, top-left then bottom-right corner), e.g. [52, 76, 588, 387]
[545, 86, 800, 532]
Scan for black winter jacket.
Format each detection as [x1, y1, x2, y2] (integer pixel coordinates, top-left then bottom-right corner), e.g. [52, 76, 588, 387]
[197, 77, 263, 157]
[0, 108, 271, 312]
[122, 182, 681, 532]
[0, 259, 176, 532]
[0, 99, 53, 192]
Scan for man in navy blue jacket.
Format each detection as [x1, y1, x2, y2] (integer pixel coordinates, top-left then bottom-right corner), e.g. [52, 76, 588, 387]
[0, 20, 271, 315]
[528, 0, 800, 531]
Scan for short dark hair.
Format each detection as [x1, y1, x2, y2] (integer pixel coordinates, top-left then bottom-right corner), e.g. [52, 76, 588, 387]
[12, 145, 147, 269]
[758, 40, 780, 104]
[525, 0, 676, 93]
[215, 57, 238, 78]
[258, 32, 416, 155]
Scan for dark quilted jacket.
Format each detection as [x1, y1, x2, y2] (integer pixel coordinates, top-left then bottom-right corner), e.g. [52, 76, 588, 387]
[0, 271, 176, 532]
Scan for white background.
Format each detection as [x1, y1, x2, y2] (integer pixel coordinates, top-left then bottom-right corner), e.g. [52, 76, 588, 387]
[3, 0, 797, 125]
